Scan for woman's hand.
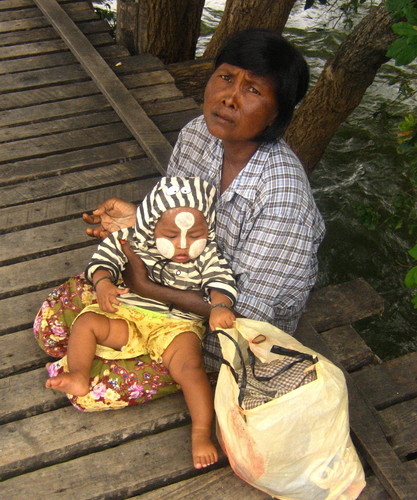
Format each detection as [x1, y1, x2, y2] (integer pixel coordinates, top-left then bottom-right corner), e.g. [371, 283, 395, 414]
[82, 198, 137, 240]
[120, 240, 150, 296]
[95, 280, 129, 313]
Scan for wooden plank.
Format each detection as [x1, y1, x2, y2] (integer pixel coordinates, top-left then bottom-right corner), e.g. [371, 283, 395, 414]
[351, 353, 417, 410]
[137, 469, 392, 500]
[0, 50, 71, 74]
[152, 108, 200, 134]
[0, 63, 88, 92]
[0, 329, 51, 378]
[305, 278, 385, 332]
[136, 467, 270, 499]
[0, 79, 182, 111]
[0, 32, 113, 62]
[0, 176, 159, 232]
[0, 17, 53, 34]
[34, 0, 173, 175]
[0, 158, 154, 208]
[295, 317, 417, 500]
[0, 367, 69, 425]
[379, 398, 417, 458]
[0, 1, 96, 23]
[0, 9, 46, 22]
[0, 140, 143, 185]
[0, 46, 160, 75]
[0, 219, 103, 264]
[0, 0, 74, 10]
[0, 394, 188, 480]
[358, 475, 391, 499]
[0, 289, 58, 334]
[0, 109, 121, 142]
[3, 14, 106, 33]
[0, 94, 197, 128]
[0, 19, 108, 46]
[0, 123, 133, 164]
[0, 60, 172, 94]
[0, 81, 98, 110]
[0, 425, 225, 499]
[404, 461, 417, 481]
[142, 97, 199, 117]
[0, 246, 94, 297]
[320, 325, 380, 372]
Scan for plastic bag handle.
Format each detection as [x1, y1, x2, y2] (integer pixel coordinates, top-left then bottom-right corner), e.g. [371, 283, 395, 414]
[270, 345, 318, 362]
[248, 345, 318, 382]
[247, 347, 317, 383]
[203, 329, 247, 406]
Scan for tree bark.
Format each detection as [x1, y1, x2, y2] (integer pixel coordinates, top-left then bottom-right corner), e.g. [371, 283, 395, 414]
[285, 3, 397, 175]
[116, 0, 205, 63]
[203, 0, 297, 59]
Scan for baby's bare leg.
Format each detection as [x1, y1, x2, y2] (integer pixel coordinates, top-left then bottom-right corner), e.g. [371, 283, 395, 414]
[162, 332, 218, 469]
[45, 312, 128, 396]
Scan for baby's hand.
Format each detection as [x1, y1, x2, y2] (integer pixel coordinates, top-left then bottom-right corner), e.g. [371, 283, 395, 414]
[209, 306, 235, 330]
[95, 280, 129, 313]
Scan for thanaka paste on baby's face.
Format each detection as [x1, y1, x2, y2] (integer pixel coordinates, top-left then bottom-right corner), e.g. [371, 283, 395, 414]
[155, 207, 208, 262]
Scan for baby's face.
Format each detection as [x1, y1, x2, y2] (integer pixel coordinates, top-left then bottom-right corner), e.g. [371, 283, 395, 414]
[154, 207, 208, 263]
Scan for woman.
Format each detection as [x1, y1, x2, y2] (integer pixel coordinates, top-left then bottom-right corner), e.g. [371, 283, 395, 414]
[34, 29, 325, 409]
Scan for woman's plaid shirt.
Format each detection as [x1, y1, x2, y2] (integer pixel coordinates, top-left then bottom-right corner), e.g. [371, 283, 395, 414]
[168, 116, 325, 334]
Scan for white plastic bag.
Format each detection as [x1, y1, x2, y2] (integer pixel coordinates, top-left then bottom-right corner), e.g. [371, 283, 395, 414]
[213, 318, 366, 500]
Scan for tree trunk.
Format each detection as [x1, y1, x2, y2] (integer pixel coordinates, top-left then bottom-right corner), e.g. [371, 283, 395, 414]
[203, 0, 297, 59]
[285, 3, 397, 175]
[116, 0, 205, 63]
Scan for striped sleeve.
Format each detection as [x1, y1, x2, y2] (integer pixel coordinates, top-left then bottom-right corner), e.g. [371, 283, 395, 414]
[198, 242, 237, 306]
[84, 228, 131, 284]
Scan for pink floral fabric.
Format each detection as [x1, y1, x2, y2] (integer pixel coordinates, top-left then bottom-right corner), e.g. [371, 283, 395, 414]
[34, 274, 179, 411]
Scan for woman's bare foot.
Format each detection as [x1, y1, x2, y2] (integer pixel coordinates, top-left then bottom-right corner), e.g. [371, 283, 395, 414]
[45, 372, 90, 396]
[192, 429, 218, 469]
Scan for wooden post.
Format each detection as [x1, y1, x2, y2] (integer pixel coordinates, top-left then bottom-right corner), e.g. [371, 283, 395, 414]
[116, 0, 148, 55]
[115, 0, 205, 63]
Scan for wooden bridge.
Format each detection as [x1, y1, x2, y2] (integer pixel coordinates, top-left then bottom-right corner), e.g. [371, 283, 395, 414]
[1, 0, 416, 498]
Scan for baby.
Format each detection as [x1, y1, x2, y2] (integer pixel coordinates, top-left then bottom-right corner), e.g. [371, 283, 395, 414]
[45, 177, 237, 469]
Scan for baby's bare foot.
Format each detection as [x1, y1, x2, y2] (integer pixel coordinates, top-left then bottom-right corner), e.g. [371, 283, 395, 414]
[45, 372, 90, 396]
[192, 429, 218, 469]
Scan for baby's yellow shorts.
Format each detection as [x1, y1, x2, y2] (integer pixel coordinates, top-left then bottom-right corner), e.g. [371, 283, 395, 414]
[75, 303, 206, 363]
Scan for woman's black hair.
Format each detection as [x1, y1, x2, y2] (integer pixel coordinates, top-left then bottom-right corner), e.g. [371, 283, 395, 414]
[214, 28, 309, 142]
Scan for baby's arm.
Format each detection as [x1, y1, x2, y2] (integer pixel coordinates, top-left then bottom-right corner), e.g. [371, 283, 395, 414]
[208, 289, 235, 330]
[93, 270, 129, 313]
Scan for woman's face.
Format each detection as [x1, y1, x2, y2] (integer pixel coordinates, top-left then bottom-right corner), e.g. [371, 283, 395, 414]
[203, 63, 278, 144]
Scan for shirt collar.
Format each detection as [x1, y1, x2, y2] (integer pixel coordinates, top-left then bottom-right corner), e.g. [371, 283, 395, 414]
[225, 142, 272, 201]
[201, 131, 272, 202]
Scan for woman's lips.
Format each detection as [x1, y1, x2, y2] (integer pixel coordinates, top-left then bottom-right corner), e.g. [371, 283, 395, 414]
[213, 112, 234, 124]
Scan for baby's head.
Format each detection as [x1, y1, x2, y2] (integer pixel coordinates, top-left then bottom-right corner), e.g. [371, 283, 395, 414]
[154, 206, 208, 263]
[135, 177, 217, 261]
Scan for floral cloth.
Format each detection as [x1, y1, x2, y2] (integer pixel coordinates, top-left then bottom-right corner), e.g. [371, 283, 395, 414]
[34, 274, 179, 411]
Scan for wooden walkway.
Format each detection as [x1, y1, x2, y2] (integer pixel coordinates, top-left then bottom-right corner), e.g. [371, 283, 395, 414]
[1, 0, 416, 498]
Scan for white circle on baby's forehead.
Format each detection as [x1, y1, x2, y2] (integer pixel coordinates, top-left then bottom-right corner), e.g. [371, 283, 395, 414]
[174, 211, 195, 229]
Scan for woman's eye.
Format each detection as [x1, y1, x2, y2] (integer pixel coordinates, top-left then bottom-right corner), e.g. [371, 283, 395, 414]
[220, 74, 231, 82]
[249, 86, 261, 95]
